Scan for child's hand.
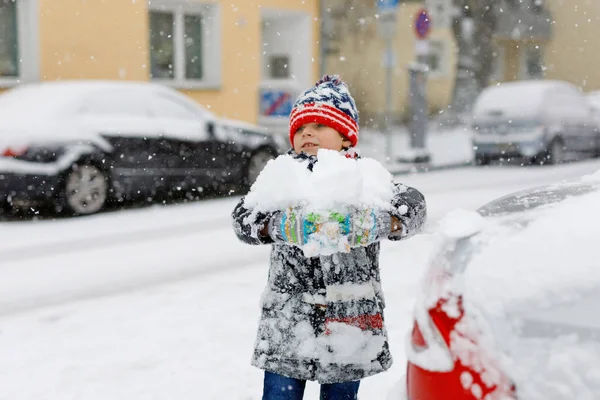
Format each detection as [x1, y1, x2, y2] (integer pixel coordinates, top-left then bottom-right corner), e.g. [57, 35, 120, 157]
[267, 207, 394, 255]
[337, 206, 392, 248]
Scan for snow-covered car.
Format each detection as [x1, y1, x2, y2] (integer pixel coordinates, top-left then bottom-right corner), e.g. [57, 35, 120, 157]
[405, 176, 600, 399]
[471, 80, 600, 165]
[0, 81, 279, 215]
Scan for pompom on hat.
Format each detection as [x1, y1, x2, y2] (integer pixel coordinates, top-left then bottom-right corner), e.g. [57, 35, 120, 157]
[289, 74, 359, 147]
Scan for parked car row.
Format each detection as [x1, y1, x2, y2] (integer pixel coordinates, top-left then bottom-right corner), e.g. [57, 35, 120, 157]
[471, 80, 600, 165]
[405, 178, 600, 399]
[0, 81, 282, 216]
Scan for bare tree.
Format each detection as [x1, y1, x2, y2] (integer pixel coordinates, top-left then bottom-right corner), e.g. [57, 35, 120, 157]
[449, 0, 500, 117]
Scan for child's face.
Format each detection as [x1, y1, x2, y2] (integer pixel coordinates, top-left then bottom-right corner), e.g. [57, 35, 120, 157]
[293, 123, 352, 156]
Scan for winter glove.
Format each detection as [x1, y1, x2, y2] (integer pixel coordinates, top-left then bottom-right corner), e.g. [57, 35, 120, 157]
[268, 207, 322, 246]
[267, 207, 392, 255]
[337, 206, 392, 248]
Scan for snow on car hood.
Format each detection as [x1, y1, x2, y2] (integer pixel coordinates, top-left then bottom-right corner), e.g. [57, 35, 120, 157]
[214, 118, 277, 149]
[464, 188, 600, 314]
[0, 119, 101, 148]
[0, 118, 111, 175]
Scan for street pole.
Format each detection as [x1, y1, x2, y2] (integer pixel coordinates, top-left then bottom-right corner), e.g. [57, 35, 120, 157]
[376, 0, 399, 163]
[385, 38, 393, 163]
[409, 8, 432, 163]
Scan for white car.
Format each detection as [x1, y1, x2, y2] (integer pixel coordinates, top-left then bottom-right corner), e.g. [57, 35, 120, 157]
[471, 80, 600, 165]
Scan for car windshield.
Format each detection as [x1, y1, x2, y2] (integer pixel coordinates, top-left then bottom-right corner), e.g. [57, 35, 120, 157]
[477, 182, 600, 217]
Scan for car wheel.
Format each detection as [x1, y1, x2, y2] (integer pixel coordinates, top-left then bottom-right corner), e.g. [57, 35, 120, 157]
[244, 148, 276, 188]
[546, 139, 565, 165]
[61, 164, 109, 215]
[474, 154, 490, 166]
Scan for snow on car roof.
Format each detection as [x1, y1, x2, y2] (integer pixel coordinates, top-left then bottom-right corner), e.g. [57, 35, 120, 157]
[0, 80, 218, 149]
[0, 81, 144, 113]
[0, 80, 210, 120]
[472, 80, 576, 119]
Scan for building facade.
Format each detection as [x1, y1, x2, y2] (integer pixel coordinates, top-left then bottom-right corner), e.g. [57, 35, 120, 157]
[0, 0, 320, 128]
[2, 0, 600, 132]
[494, 0, 600, 91]
[322, 0, 457, 126]
[323, 0, 600, 126]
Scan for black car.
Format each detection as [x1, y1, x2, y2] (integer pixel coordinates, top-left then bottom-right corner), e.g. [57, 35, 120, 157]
[0, 81, 281, 215]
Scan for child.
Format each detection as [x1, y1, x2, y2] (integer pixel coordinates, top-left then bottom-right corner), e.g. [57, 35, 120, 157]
[232, 75, 426, 400]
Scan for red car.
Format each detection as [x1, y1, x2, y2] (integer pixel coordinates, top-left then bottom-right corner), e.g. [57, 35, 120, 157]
[405, 180, 600, 399]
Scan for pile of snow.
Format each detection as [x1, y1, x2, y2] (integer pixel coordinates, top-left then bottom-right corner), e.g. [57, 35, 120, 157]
[244, 149, 394, 211]
[437, 209, 485, 240]
[243, 149, 395, 256]
[581, 168, 600, 182]
[505, 336, 600, 399]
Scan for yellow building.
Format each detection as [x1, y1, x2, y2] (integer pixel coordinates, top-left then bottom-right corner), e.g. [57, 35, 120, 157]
[0, 0, 320, 128]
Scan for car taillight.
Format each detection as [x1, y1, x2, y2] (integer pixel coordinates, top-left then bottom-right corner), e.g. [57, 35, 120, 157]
[411, 322, 428, 349]
[2, 146, 28, 157]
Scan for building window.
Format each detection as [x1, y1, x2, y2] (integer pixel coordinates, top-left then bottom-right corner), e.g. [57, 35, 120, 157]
[417, 40, 445, 77]
[0, 0, 38, 86]
[184, 14, 203, 80]
[268, 55, 290, 79]
[149, 11, 174, 79]
[0, 0, 18, 78]
[425, 0, 451, 29]
[149, 1, 220, 88]
[521, 44, 545, 79]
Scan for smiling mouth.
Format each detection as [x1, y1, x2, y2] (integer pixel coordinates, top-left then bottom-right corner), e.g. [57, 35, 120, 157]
[302, 143, 318, 148]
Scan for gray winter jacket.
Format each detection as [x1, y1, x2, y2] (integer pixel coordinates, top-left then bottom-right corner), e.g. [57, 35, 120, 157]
[232, 166, 426, 384]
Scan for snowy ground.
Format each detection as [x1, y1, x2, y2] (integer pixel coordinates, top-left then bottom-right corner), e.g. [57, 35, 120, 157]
[2, 159, 600, 399]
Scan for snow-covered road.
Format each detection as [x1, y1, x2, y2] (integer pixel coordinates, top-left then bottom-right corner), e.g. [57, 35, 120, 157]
[2, 160, 600, 400]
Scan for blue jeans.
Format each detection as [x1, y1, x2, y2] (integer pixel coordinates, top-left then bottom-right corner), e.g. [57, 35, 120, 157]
[262, 371, 360, 400]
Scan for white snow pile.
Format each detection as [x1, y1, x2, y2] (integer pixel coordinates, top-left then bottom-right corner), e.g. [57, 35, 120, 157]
[243, 149, 396, 257]
[581, 168, 600, 182]
[437, 208, 485, 240]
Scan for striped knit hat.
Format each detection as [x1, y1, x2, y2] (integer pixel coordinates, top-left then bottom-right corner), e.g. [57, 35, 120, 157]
[289, 74, 359, 147]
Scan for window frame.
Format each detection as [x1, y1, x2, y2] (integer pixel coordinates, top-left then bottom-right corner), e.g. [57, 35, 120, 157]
[417, 39, 446, 78]
[148, 0, 221, 90]
[0, 0, 39, 88]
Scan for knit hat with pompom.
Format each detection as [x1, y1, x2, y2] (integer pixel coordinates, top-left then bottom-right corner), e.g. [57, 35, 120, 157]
[289, 74, 359, 147]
